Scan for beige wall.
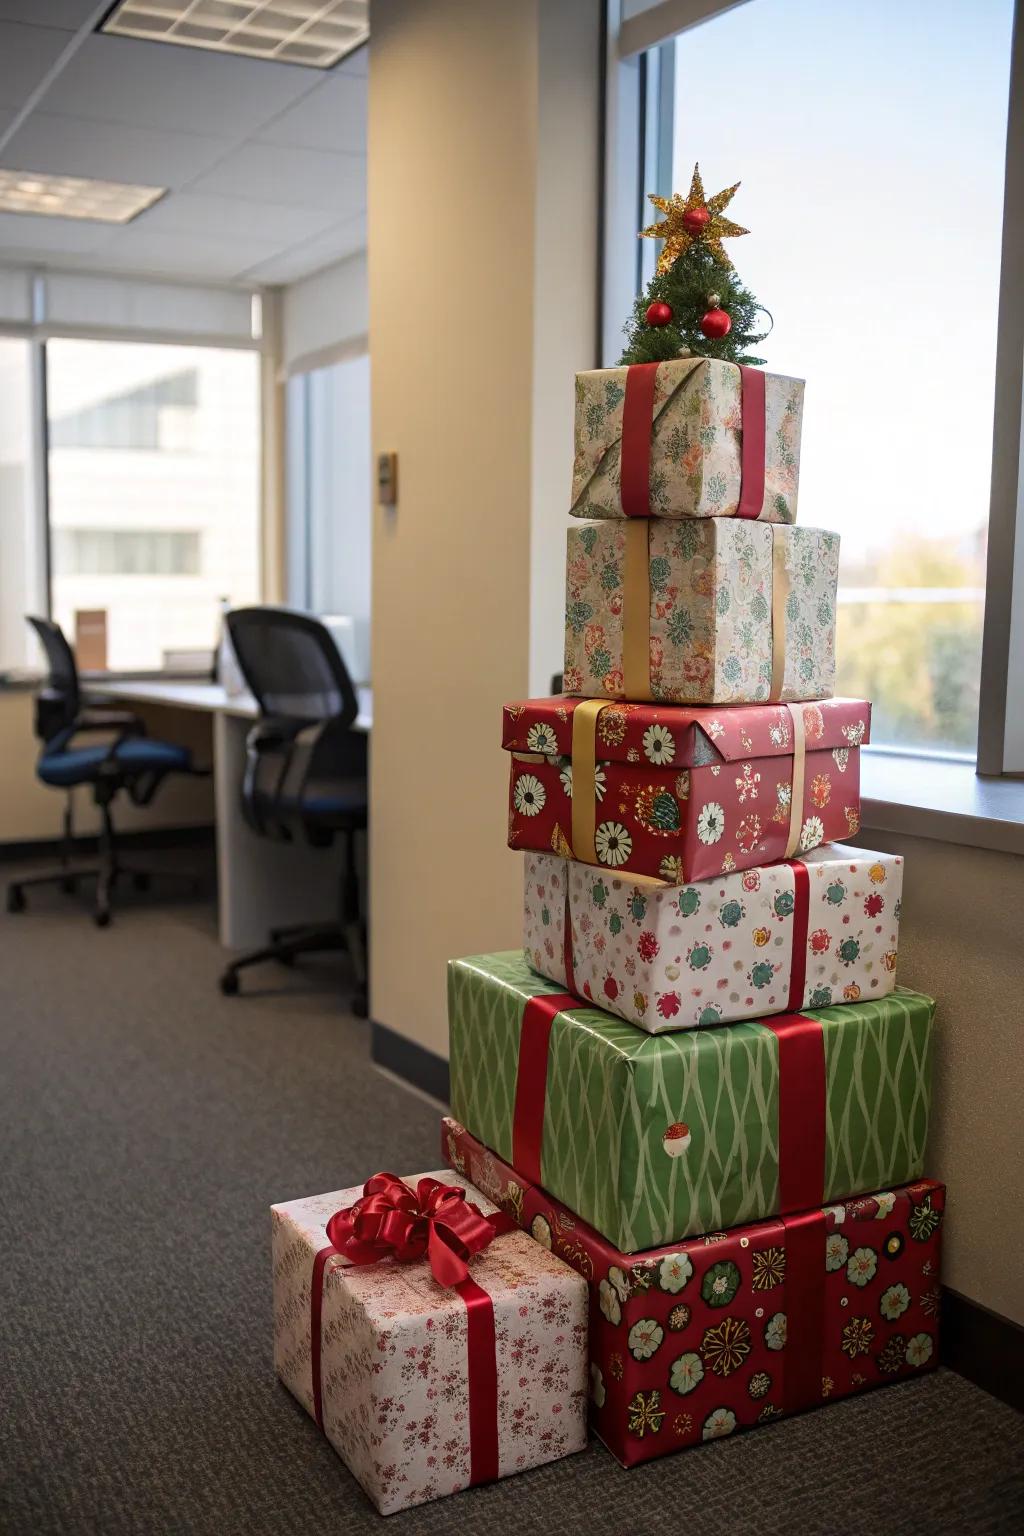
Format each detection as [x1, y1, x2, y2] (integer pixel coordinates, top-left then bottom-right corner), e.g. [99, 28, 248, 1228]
[0, 690, 214, 843]
[368, 0, 600, 1057]
[855, 825, 1024, 1325]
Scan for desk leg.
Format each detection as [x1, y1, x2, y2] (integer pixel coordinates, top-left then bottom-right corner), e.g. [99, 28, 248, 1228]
[215, 712, 339, 950]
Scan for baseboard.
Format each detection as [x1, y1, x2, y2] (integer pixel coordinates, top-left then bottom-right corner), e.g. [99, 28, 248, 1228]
[0, 823, 215, 863]
[942, 1287, 1024, 1411]
[370, 1021, 450, 1105]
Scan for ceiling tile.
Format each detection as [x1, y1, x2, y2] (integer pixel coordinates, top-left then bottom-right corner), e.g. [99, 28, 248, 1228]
[86, 223, 288, 281]
[336, 45, 368, 77]
[0, 22, 75, 108]
[240, 212, 366, 284]
[36, 33, 323, 139]
[0, 111, 232, 189]
[0, 3, 101, 27]
[0, 207, 112, 255]
[188, 141, 365, 213]
[135, 190, 339, 244]
[256, 71, 366, 151]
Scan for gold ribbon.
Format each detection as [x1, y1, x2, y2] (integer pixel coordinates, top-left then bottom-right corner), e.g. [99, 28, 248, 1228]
[623, 520, 789, 704]
[770, 525, 791, 702]
[568, 695, 806, 869]
[622, 519, 654, 703]
[569, 699, 605, 865]
[783, 701, 806, 859]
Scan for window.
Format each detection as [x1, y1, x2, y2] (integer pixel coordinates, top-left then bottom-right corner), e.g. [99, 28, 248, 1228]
[52, 529, 201, 577]
[46, 339, 261, 672]
[0, 339, 45, 673]
[624, 0, 1014, 757]
[286, 351, 371, 683]
[49, 368, 199, 451]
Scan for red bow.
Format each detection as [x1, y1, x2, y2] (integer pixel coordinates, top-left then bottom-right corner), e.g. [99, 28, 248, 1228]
[326, 1172, 512, 1288]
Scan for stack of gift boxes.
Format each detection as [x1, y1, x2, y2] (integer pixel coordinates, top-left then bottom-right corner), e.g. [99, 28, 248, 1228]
[444, 355, 944, 1468]
[270, 355, 944, 1516]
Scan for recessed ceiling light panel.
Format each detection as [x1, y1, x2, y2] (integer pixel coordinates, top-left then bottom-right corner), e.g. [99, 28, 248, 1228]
[101, 1, 369, 68]
[0, 169, 165, 223]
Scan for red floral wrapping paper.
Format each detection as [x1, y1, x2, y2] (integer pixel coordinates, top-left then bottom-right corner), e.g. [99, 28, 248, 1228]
[503, 695, 870, 882]
[443, 1121, 943, 1471]
[271, 1171, 588, 1513]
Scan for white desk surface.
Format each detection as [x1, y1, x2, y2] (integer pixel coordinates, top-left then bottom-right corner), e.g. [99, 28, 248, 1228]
[93, 678, 372, 733]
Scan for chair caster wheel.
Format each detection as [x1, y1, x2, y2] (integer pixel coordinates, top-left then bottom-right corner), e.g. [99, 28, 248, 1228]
[7, 886, 25, 913]
[220, 971, 240, 996]
[352, 991, 368, 1019]
[94, 909, 111, 928]
[132, 873, 151, 892]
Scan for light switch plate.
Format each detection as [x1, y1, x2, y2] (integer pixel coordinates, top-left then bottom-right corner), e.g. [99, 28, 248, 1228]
[377, 451, 397, 506]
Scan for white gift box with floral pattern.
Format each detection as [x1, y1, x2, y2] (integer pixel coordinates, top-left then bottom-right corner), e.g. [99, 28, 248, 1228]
[571, 358, 803, 522]
[523, 844, 903, 1032]
[564, 519, 839, 705]
[271, 1171, 588, 1515]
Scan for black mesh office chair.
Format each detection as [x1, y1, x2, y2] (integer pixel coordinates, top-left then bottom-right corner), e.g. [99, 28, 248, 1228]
[218, 607, 368, 1014]
[7, 617, 207, 927]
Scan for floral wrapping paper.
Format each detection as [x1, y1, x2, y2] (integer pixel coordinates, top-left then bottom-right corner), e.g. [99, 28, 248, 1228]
[271, 1171, 588, 1515]
[444, 1119, 943, 1470]
[447, 951, 934, 1253]
[522, 844, 903, 1032]
[571, 359, 804, 522]
[563, 520, 839, 705]
[503, 695, 870, 882]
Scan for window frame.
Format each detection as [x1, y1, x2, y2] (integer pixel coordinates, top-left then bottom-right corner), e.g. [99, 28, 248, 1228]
[604, 0, 1024, 779]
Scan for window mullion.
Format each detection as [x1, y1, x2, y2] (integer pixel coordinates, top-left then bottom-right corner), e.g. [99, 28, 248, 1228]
[978, 3, 1024, 775]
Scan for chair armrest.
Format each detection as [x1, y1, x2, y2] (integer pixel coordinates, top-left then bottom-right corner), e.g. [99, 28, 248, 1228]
[241, 717, 322, 839]
[45, 710, 145, 762]
[76, 708, 146, 735]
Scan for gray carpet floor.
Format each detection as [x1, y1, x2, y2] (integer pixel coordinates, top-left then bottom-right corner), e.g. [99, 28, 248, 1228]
[2, 852, 1023, 1535]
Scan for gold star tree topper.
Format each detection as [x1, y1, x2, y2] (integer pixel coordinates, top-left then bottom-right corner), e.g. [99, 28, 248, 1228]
[640, 163, 749, 274]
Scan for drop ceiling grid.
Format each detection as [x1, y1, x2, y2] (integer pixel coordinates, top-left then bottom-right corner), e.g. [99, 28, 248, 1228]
[0, 18, 366, 283]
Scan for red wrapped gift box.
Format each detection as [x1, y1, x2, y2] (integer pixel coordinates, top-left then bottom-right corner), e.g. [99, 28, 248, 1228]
[443, 1118, 943, 1470]
[503, 695, 870, 883]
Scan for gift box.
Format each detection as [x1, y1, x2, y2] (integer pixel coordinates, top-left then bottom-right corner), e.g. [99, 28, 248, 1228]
[444, 1118, 943, 1469]
[504, 695, 869, 883]
[271, 1169, 588, 1514]
[564, 519, 838, 705]
[448, 951, 934, 1253]
[571, 358, 804, 523]
[522, 843, 903, 1032]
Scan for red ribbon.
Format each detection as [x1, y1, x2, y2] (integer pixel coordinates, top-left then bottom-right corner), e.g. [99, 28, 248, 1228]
[512, 992, 579, 1187]
[785, 858, 810, 1012]
[761, 1013, 826, 1213]
[781, 1208, 827, 1412]
[620, 363, 659, 516]
[562, 884, 577, 996]
[619, 360, 767, 519]
[309, 1174, 512, 1485]
[735, 364, 766, 519]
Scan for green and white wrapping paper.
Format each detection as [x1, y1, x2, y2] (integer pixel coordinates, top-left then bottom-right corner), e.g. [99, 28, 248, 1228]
[448, 951, 934, 1254]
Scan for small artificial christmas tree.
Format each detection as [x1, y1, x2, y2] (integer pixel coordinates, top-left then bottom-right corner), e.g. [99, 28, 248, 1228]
[620, 163, 770, 368]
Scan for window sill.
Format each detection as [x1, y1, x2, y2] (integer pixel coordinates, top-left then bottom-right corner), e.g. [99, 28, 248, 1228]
[860, 751, 1024, 856]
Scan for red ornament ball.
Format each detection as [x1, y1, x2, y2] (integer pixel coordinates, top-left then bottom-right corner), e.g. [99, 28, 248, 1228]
[645, 300, 673, 327]
[682, 205, 710, 236]
[699, 306, 732, 340]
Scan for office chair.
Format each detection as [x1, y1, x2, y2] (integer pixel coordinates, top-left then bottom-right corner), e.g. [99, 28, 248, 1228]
[7, 617, 207, 927]
[217, 607, 368, 1016]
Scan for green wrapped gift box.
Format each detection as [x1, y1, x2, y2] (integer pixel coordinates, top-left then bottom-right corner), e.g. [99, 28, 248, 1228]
[448, 951, 934, 1254]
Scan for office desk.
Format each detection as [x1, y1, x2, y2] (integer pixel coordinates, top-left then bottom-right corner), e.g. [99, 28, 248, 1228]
[95, 679, 371, 952]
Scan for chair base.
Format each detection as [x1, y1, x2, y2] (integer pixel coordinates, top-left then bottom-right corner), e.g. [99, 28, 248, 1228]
[219, 921, 368, 1016]
[7, 860, 201, 928]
